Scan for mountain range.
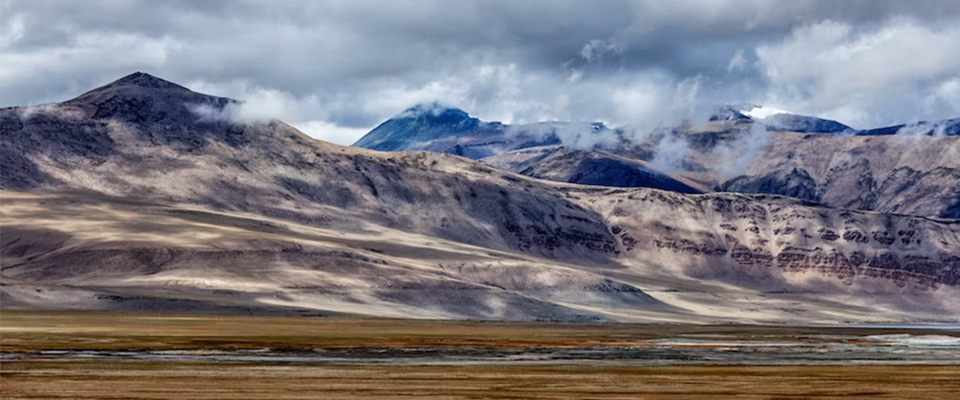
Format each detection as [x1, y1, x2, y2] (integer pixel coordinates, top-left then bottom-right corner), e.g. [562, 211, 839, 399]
[2, 72, 958, 323]
[354, 104, 960, 218]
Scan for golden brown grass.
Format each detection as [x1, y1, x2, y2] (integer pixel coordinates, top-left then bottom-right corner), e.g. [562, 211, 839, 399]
[2, 310, 953, 352]
[3, 310, 959, 398]
[3, 361, 959, 399]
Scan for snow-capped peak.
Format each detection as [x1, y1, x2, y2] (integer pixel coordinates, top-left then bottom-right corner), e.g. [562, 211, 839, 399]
[741, 106, 791, 120]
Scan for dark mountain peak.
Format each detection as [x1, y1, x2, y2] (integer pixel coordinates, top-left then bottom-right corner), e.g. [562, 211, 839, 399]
[107, 72, 190, 91]
[395, 102, 472, 122]
[708, 104, 851, 133]
[722, 104, 852, 133]
[709, 104, 753, 121]
[761, 113, 852, 134]
[71, 72, 197, 102]
[62, 72, 232, 124]
[517, 147, 704, 194]
[353, 103, 483, 151]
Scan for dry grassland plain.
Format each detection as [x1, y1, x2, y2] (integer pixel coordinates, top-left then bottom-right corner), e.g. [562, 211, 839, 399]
[2, 310, 959, 399]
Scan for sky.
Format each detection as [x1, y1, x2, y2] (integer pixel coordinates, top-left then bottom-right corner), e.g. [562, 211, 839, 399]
[2, 0, 960, 144]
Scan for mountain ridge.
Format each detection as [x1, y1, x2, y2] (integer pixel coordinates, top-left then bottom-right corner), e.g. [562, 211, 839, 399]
[354, 102, 960, 218]
[2, 72, 959, 323]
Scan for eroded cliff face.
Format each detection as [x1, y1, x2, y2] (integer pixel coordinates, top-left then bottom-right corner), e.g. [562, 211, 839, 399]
[478, 123, 960, 220]
[497, 147, 706, 194]
[717, 131, 960, 219]
[582, 189, 960, 296]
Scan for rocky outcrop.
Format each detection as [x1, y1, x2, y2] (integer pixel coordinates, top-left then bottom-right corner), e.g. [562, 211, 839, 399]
[510, 148, 704, 193]
[720, 168, 819, 203]
[595, 190, 960, 293]
[717, 132, 960, 218]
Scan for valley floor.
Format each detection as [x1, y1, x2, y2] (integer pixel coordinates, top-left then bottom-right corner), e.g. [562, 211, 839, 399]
[4, 361, 959, 399]
[1, 311, 959, 398]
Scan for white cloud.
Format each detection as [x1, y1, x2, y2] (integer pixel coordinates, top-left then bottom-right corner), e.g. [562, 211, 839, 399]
[15, 103, 82, 121]
[757, 18, 960, 127]
[711, 121, 772, 179]
[0, 30, 185, 105]
[580, 39, 625, 63]
[5, 1, 960, 144]
[186, 89, 371, 145]
[727, 49, 746, 72]
[648, 133, 692, 173]
[293, 121, 371, 144]
[227, 89, 320, 123]
[0, 13, 25, 49]
[924, 78, 960, 117]
[0, 33, 183, 82]
[741, 105, 789, 119]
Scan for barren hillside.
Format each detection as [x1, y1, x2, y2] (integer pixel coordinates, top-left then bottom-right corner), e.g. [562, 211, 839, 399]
[2, 73, 958, 323]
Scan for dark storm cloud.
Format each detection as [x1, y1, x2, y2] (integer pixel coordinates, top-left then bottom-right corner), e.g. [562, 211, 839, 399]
[2, 0, 960, 143]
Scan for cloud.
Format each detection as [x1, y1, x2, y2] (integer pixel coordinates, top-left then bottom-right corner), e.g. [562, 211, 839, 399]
[3, 0, 960, 145]
[727, 49, 746, 72]
[580, 39, 625, 63]
[0, 29, 185, 105]
[186, 90, 370, 144]
[293, 121, 371, 144]
[183, 80, 318, 126]
[925, 78, 960, 117]
[711, 121, 773, 180]
[895, 120, 958, 137]
[0, 12, 25, 49]
[648, 132, 693, 173]
[757, 18, 960, 127]
[15, 103, 82, 121]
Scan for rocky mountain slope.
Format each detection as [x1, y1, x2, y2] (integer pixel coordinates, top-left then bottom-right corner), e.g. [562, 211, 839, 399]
[353, 102, 565, 159]
[484, 146, 707, 193]
[353, 105, 699, 191]
[717, 130, 960, 218]
[857, 117, 960, 137]
[354, 104, 959, 219]
[737, 105, 853, 133]
[355, 105, 960, 218]
[2, 73, 958, 323]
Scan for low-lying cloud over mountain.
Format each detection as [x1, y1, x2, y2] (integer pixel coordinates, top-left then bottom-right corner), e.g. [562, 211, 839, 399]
[3, 0, 960, 144]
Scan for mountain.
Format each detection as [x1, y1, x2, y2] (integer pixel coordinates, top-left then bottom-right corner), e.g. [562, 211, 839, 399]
[354, 103, 959, 218]
[352, 104, 854, 195]
[484, 146, 707, 194]
[667, 117, 960, 218]
[716, 128, 960, 218]
[2, 73, 959, 323]
[353, 103, 562, 159]
[1, 74, 617, 263]
[709, 104, 852, 133]
[354, 105, 703, 192]
[739, 105, 852, 133]
[856, 117, 960, 136]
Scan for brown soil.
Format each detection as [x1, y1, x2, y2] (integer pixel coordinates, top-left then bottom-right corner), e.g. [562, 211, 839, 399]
[2, 361, 958, 399]
[2, 310, 956, 352]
